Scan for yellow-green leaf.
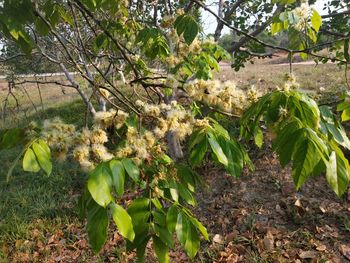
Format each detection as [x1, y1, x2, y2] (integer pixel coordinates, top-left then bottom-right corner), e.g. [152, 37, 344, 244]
[32, 141, 52, 175]
[23, 148, 40, 173]
[153, 236, 169, 263]
[110, 202, 135, 241]
[87, 164, 113, 208]
[311, 9, 322, 32]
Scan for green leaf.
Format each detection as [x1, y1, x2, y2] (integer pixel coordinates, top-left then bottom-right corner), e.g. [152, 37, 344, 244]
[154, 224, 174, 248]
[307, 27, 317, 43]
[153, 236, 169, 263]
[208, 136, 228, 166]
[56, 6, 74, 26]
[290, 92, 320, 129]
[23, 148, 40, 173]
[174, 15, 199, 45]
[254, 128, 264, 148]
[326, 146, 349, 197]
[218, 137, 244, 177]
[127, 198, 150, 229]
[166, 205, 178, 234]
[170, 187, 179, 202]
[135, 236, 150, 263]
[136, 28, 170, 59]
[319, 106, 350, 150]
[188, 216, 208, 240]
[189, 135, 208, 167]
[32, 140, 52, 175]
[109, 160, 125, 196]
[183, 17, 199, 45]
[122, 158, 140, 183]
[292, 138, 322, 189]
[311, 9, 322, 32]
[87, 201, 108, 253]
[152, 198, 163, 210]
[273, 119, 303, 167]
[271, 22, 283, 35]
[81, 0, 97, 10]
[184, 223, 200, 259]
[300, 52, 308, 60]
[178, 184, 196, 206]
[87, 163, 113, 208]
[37, 139, 51, 156]
[0, 128, 26, 150]
[341, 108, 350, 122]
[152, 211, 166, 226]
[110, 202, 135, 241]
[176, 212, 189, 247]
[177, 164, 196, 192]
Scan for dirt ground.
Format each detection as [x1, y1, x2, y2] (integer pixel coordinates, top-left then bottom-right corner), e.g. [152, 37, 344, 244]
[191, 149, 350, 262]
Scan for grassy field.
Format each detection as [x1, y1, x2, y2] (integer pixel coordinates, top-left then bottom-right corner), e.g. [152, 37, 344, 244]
[0, 60, 349, 262]
[0, 76, 85, 129]
[218, 59, 348, 96]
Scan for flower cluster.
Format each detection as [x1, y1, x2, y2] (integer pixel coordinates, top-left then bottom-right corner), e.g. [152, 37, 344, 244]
[160, 15, 175, 29]
[164, 36, 202, 68]
[164, 74, 179, 89]
[178, 38, 202, 57]
[41, 118, 76, 162]
[72, 127, 113, 171]
[184, 79, 252, 115]
[115, 127, 161, 164]
[282, 73, 300, 91]
[94, 109, 129, 129]
[165, 55, 181, 68]
[41, 100, 212, 172]
[292, 2, 311, 31]
[136, 100, 196, 141]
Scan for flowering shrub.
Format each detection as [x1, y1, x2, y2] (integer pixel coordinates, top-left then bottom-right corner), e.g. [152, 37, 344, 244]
[0, 0, 349, 262]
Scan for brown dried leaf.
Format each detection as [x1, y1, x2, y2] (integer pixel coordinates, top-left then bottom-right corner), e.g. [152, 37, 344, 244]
[316, 244, 326, 251]
[340, 244, 350, 261]
[213, 234, 225, 244]
[299, 250, 318, 259]
[263, 231, 274, 251]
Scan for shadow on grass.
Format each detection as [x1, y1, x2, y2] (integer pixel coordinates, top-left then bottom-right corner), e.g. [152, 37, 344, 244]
[1, 99, 91, 129]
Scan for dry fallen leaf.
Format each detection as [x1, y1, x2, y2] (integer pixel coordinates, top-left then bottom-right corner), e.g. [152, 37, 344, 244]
[299, 250, 318, 259]
[319, 205, 326, 213]
[213, 234, 225, 244]
[47, 235, 56, 245]
[263, 231, 274, 251]
[340, 245, 350, 261]
[316, 244, 326, 252]
[294, 199, 302, 207]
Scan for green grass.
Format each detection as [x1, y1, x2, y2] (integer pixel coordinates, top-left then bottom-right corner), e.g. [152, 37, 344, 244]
[1, 99, 90, 129]
[0, 100, 89, 261]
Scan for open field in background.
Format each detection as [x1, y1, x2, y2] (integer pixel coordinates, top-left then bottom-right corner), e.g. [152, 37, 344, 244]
[2, 55, 348, 128]
[218, 58, 347, 95]
[0, 58, 350, 262]
[0, 76, 85, 128]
